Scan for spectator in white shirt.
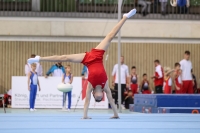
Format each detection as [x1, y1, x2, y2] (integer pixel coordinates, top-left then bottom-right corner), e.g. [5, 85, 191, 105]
[112, 56, 129, 106]
[179, 51, 194, 94]
[25, 54, 43, 76]
[151, 60, 164, 93]
[45, 62, 65, 78]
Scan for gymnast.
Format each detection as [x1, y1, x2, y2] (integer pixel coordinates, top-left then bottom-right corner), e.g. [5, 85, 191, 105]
[28, 9, 137, 119]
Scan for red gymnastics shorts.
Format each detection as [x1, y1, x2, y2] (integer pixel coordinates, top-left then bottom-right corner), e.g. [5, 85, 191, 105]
[81, 48, 107, 89]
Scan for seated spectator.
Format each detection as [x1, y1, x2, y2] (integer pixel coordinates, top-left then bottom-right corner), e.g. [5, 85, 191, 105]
[124, 90, 134, 109]
[138, 0, 152, 16]
[178, 0, 190, 14]
[160, 0, 168, 15]
[140, 73, 152, 94]
[171, 0, 190, 14]
[45, 62, 65, 77]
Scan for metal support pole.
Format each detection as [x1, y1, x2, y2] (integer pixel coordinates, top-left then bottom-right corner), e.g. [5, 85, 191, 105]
[117, 0, 122, 113]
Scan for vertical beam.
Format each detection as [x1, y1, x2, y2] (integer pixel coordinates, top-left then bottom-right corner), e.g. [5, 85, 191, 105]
[117, 0, 122, 113]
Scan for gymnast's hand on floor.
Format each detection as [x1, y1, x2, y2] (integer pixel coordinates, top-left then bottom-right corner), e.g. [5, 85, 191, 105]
[110, 116, 120, 119]
[82, 116, 92, 119]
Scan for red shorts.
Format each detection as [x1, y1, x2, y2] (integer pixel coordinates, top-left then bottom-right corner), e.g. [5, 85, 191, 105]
[81, 49, 107, 88]
[142, 90, 151, 94]
[182, 80, 193, 94]
[176, 89, 182, 94]
[130, 84, 138, 94]
[164, 86, 171, 94]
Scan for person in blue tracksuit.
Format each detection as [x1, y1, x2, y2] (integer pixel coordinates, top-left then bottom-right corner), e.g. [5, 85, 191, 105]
[28, 63, 41, 112]
[81, 65, 88, 79]
[45, 62, 65, 78]
[62, 65, 73, 111]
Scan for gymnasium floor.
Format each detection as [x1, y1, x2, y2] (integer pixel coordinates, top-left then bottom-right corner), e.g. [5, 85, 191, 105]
[0, 108, 200, 133]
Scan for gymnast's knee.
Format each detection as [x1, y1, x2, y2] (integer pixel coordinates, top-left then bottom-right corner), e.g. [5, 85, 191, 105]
[60, 55, 68, 61]
[106, 33, 114, 41]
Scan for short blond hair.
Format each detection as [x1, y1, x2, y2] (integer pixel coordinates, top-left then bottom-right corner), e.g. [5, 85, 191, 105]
[65, 65, 71, 68]
[31, 63, 37, 67]
[164, 67, 171, 72]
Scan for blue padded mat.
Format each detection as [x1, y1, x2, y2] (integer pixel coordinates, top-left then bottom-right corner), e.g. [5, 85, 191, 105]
[134, 94, 200, 107]
[158, 107, 200, 113]
[131, 105, 158, 113]
[1, 109, 200, 133]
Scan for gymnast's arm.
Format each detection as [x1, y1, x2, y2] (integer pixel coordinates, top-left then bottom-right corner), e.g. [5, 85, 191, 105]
[37, 78, 41, 91]
[179, 69, 183, 85]
[165, 69, 175, 76]
[104, 88, 119, 118]
[61, 74, 65, 83]
[70, 74, 73, 84]
[173, 72, 179, 90]
[27, 72, 31, 91]
[83, 87, 92, 119]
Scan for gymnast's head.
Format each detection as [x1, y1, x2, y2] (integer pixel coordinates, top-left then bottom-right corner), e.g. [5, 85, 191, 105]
[93, 85, 104, 102]
[154, 59, 160, 67]
[184, 50, 190, 60]
[31, 63, 37, 71]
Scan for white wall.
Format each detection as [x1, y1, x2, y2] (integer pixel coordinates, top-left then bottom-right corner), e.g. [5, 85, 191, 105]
[0, 18, 199, 38]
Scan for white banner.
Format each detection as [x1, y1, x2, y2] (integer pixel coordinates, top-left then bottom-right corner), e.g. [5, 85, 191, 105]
[12, 76, 108, 109]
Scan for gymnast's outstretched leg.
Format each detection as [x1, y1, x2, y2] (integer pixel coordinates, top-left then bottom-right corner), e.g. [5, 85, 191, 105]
[27, 9, 136, 64]
[95, 9, 136, 51]
[28, 53, 86, 64]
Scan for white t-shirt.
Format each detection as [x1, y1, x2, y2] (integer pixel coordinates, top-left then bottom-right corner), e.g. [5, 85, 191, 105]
[155, 65, 163, 78]
[112, 64, 129, 84]
[52, 69, 64, 77]
[179, 59, 192, 80]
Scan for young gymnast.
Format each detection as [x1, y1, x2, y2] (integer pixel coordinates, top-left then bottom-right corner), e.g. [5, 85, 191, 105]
[163, 67, 174, 94]
[27, 63, 41, 111]
[28, 8, 137, 119]
[173, 63, 182, 94]
[130, 66, 139, 95]
[62, 65, 73, 111]
[140, 73, 152, 94]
